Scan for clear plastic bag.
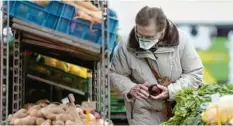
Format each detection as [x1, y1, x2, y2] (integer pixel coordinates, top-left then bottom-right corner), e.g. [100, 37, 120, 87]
[202, 94, 233, 125]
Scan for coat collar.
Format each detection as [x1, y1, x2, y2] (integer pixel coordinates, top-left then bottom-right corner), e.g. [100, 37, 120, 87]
[128, 46, 175, 60]
[127, 19, 179, 51]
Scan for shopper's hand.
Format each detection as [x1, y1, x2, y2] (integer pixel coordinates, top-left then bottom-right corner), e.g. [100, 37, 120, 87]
[128, 82, 150, 100]
[150, 85, 169, 100]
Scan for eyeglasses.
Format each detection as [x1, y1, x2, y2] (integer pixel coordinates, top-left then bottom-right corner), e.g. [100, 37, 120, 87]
[134, 26, 164, 40]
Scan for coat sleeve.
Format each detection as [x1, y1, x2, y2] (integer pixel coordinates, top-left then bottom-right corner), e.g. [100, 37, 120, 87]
[168, 33, 204, 100]
[109, 43, 136, 101]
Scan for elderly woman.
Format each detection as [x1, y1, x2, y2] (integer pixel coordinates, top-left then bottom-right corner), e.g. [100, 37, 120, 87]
[109, 6, 203, 125]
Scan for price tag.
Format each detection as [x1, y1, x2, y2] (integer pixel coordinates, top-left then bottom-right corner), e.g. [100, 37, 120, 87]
[61, 97, 69, 104]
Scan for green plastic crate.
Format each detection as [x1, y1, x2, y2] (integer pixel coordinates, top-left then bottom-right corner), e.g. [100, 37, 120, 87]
[27, 59, 88, 92]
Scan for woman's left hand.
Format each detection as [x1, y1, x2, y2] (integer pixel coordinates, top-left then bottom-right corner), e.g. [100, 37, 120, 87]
[150, 84, 169, 100]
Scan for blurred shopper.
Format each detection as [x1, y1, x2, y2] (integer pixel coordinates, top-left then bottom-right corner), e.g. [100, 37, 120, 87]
[109, 6, 204, 125]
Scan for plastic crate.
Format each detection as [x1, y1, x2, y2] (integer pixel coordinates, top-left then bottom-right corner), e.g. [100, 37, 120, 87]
[4, 1, 75, 30]
[5, 1, 118, 50]
[93, 17, 119, 34]
[57, 18, 117, 50]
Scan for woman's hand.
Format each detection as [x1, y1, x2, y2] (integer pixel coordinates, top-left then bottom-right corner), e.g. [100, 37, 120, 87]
[128, 82, 150, 100]
[150, 84, 169, 100]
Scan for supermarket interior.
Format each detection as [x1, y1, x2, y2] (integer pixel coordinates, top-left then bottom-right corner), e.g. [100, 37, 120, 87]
[1, 0, 233, 125]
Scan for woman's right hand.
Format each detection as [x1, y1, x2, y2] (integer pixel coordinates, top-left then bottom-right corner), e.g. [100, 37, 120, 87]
[128, 82, 150, 100]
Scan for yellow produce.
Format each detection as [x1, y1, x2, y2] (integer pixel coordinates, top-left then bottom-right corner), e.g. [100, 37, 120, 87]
[79, 68, 88, 79]
[44, 57, 57, 68]
[70, 64, 89, 79]
[70, 65, 82, 76]
[56, 61, 70, 72]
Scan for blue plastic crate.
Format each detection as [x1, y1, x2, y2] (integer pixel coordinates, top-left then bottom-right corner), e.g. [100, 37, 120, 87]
[4, 1, 75, 30]
[93, 17, 119, 34]
[56, 18, 117, 50]
[108, 9, 117, 18]
[92, 9, 119, 34]
[5, 0, 118, 50]
[97, 32, 117, 50]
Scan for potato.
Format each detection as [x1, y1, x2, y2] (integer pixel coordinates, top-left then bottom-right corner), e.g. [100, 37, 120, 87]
[13, 116, 36, 125]
[13, 112, 28, 119]
[45, 113, 57, 120]
[80, 114, 86, 119]
[40, 107, 47, 116]
[56, 113, 73, 122]
[50, 107, 65, 114]
[66, 105, 83, 124]
[41, 119, 51, 125]
[8, 114, 13, 121]
[17, 108, 27, 114]
[76, 107, 84, 114]
[65, 120, 77, 125]
[28, 105, 41, 113]
[23, 103, 35, 110]
[59, 104, 67, 111]
[52, 120, 65, 125]
[36, 110, 45, 118]
[29, 109, 38, 116]
[36, 118, 45, 125]
[46, 104, 58, 108]
[10, 119, 15, 125]
[8, 114, 17, 124]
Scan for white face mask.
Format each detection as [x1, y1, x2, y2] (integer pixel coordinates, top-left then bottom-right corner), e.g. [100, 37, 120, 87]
[138, 38, 159, 50]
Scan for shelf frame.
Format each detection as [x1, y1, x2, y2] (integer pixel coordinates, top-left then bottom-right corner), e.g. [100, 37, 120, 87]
[0, 0, 10, 124]
[27, 74, 86, 96]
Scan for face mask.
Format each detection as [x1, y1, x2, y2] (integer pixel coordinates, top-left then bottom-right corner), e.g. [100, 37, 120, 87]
[138, 38, 159, 50]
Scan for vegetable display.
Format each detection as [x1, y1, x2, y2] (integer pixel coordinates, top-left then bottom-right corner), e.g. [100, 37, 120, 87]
[43, 55, 90, 79]
[8, 99, 111, 125]
[161, 84, 233, 125]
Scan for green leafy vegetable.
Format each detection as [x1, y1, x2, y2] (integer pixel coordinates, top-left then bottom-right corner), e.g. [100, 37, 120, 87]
[161, 84, 233, 125]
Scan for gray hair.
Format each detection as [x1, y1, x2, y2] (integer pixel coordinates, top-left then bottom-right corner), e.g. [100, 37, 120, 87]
[135, 6, 167, 32]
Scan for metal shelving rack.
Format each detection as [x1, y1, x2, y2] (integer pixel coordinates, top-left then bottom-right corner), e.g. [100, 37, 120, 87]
[0, 0, 10, 123]
[0, 0, 111, 124]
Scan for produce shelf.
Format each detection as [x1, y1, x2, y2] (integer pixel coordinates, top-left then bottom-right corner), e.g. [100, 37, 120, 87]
[2, 0, 111, 123]
[11, 18, 101, 62]
[27, 74, 85, 96]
